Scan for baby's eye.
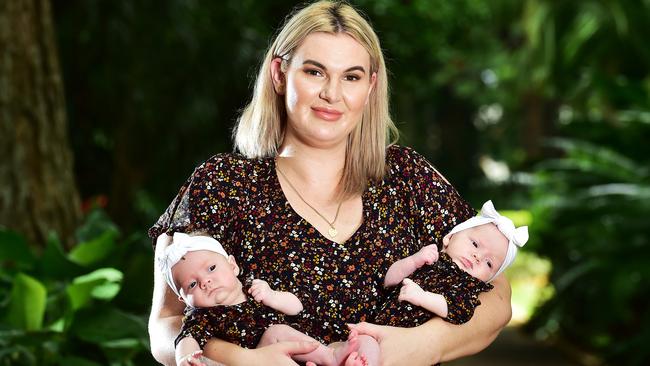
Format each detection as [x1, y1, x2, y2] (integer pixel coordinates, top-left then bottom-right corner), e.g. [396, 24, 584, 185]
[472, 241, 478, 248]
[188, 281, 197, 290]
[209, 264, 216, 272]
[487, 261, 493, 269]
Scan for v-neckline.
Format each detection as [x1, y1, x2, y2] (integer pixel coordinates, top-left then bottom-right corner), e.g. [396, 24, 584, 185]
[269, 158, 369, 245]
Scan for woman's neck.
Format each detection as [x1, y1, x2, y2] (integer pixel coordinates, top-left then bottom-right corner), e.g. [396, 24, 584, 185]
[276, 139, 347, 202]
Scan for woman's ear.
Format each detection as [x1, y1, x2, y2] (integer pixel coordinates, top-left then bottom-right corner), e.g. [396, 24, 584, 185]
[270, 57, 286, 95]
[228, 255, 240, 276]
[365, 72, 377, 105]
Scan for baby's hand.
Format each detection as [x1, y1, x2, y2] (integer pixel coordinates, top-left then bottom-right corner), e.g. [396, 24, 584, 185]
[179, 350, 206, 366]
[414, 244, 439, 267]
[248, 279, 273, 303]
[398, 278, 425, 306]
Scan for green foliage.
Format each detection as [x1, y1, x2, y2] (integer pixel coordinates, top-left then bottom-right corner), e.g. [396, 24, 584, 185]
[0, 210, 152, 365]
[6, 274, 47, 331]
[526, 138, 650, 364]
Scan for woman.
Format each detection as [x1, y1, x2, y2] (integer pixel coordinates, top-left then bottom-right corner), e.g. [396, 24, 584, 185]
[149, 1, 511, 365]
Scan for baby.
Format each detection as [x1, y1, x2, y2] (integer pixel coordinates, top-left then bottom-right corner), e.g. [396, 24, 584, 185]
[352, 200, 528, 364]
[157, 233, 370, 366]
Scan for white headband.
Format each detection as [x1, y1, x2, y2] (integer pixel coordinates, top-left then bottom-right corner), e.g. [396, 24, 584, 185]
[448, 200, 528, 282]
[156, 232, 229, 297]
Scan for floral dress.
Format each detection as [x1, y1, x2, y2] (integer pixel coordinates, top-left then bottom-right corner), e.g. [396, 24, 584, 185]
[149, 145, 474, 347]
[375, 253, 493, 327]
[175, 281, 314, 348]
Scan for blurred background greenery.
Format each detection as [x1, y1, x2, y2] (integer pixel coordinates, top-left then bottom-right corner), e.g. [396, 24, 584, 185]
[1, 0, 649, 365]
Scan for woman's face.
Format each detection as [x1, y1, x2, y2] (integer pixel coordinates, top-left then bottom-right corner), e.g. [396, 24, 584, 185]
[273, 32, 376, 149]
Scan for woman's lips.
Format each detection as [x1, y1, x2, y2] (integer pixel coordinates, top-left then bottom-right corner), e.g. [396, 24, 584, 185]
[312, 107, 343, 121]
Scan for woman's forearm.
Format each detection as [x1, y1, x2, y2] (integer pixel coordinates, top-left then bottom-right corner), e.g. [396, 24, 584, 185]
[149, 313, 183, 365]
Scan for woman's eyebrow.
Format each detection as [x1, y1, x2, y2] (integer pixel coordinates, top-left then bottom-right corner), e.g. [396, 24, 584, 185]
[303, 59, 366, 74]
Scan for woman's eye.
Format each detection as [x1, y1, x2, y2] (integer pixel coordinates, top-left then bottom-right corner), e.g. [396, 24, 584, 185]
[209, 265, 216, 272]
[188, 281, 197, 290]
[344, 74, 361, 81]
[304, 69, 322, 76]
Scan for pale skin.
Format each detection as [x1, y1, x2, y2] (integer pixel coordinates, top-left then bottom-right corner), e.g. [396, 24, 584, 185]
[148, 32, 512, 365]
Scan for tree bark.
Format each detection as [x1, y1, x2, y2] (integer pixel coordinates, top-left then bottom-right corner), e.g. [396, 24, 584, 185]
[0, 0, 81, 248]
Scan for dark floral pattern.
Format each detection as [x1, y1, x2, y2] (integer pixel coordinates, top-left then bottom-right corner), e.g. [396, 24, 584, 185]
[375, 253, 493, 327]
[150, 145, 475, 345]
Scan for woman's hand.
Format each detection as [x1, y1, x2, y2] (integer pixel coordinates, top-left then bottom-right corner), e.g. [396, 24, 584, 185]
[251, 341, 320, 365]
[204, 337, 319, 366]
[349, 322, 439, 366]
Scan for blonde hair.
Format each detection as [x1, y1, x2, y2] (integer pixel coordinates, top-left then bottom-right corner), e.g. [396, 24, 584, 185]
[233, 0, 399, 197]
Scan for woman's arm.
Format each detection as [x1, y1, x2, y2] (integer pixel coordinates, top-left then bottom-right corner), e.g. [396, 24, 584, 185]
[353, 274, 511, 365]
[150, 234, 187, 365]
[203, 337, 319, 366]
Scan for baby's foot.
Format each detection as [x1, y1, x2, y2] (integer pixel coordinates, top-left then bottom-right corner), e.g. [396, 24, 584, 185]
[332, 329, 360, 365]
[344, 352, 369, 366]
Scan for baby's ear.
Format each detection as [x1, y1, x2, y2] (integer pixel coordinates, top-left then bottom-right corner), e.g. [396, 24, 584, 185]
[442, 233, 452, 250]
[178, 295, 185, 304]
[228, 255, 240, 276]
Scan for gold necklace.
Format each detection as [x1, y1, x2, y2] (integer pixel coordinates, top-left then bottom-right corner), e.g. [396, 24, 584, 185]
[276, 164, 343, 238]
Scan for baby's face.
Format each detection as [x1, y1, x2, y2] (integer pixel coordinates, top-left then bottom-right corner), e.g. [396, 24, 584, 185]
[172, 250, 242, 307]
[442, 223, 508, 282]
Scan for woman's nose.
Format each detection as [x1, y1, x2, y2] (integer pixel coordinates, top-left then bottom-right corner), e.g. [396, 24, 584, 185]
[320, 78, 342, 103]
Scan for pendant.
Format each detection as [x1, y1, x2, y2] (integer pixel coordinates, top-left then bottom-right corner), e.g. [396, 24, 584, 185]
[328, 227, 338, 238]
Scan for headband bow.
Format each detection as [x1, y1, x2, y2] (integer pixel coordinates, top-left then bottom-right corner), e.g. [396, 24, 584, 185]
[447, 200, 528, 282]
[156, 233, 229, 297]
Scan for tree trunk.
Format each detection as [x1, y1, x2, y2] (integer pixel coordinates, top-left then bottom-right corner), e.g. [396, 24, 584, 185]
[0, 0, 81, 248]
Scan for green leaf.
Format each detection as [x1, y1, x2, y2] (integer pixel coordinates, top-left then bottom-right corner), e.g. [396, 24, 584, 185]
[66, 268, 123, 310]
[68, 230, 118, 266]
[70, 306, 147, 344]
[39, 234, 84, 279]
[0, 230, 35, 269]
[6, 273, 47, 330]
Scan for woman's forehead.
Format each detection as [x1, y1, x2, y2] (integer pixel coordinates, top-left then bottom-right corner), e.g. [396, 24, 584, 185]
[291, 32, 370, 70]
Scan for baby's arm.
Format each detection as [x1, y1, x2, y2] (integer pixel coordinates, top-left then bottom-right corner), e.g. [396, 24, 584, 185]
[248, 279, 303, 315]
[176, 336, 206, 366]
[398, 278, 449, 318]
[384, 244, 439, 287]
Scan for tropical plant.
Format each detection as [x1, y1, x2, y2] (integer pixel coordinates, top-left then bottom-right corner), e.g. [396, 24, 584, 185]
[526, 137, 650, 365]
[0, 210, 153, 365]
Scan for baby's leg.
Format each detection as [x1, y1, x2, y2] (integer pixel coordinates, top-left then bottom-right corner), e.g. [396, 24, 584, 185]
[258, 324, 359, 366]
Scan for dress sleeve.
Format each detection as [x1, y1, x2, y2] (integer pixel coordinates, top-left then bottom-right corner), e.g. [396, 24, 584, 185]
[442, 275, 493, 325]
[148, 154, 241, 249]
[390, 146, 476, 249]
